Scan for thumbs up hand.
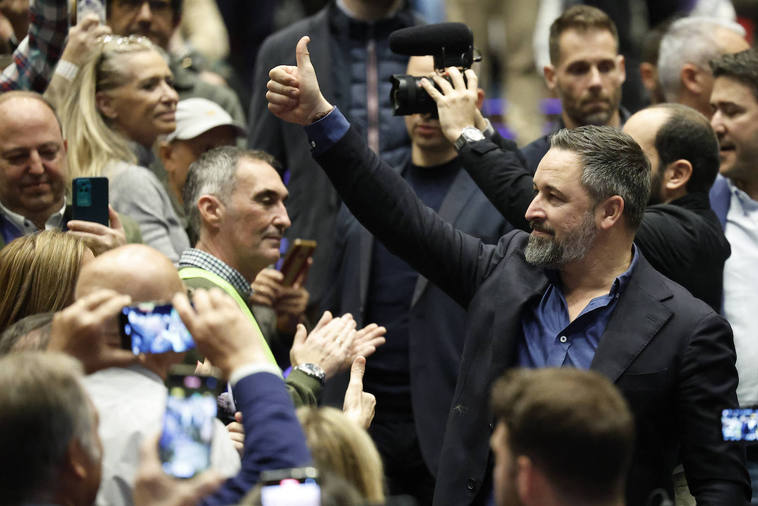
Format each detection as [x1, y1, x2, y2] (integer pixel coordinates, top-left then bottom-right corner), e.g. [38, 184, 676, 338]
[342, 356, 376, 429]
[266, 36, 334, 125]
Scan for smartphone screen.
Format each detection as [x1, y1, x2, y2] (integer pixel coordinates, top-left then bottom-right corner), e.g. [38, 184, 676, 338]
[120, 302, 195, 354]
[260, 467, 321, 506]
[72, 177, 109, 226]
[722, 409, 758, 441]
[159, 373, 219, 478]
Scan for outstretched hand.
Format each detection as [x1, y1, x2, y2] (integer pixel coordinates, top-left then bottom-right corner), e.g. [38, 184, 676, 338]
[419, 66, 483, 143]
[266, 36, 334, 125]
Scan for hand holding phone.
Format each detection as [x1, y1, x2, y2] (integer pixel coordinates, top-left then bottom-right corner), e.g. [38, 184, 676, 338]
[72, 177, 109, 226]
[278, 239, 316, 287]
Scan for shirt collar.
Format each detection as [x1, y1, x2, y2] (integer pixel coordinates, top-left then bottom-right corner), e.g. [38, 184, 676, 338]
[178, 248, 253, 301]
[544, 244, 639, 298]
[0, 197, 66, 234]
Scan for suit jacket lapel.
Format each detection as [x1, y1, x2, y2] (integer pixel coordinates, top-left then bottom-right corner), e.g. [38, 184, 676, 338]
[590, 256, 674, 382]
[411, 168, 475, 307]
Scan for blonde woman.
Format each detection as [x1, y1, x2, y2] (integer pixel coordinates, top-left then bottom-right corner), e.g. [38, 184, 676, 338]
[296, 406, 385, 503]
[60, 35, 189, 262]
[0, 230, 93, 333]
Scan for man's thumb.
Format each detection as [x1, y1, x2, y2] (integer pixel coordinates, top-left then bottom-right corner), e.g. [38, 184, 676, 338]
[295, 36, 312, 71]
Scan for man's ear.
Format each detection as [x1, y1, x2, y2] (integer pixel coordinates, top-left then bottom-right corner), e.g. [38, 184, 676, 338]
[680, 63, 705, 95]
[543, 64, 557, 91]
[596, 195, 625, 230]
[663, 159, 693, 192]
[617, 54, 626, 84]
[476, 88, 485, 109]
[66, 438, 91, 480]
[515, 456, 534, 501]
[95, 91, 117, 120]
[197, 194, 224, 229]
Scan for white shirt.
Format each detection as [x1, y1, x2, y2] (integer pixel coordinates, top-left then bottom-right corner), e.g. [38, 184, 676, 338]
[83, 365, 240, 506]
[723, 180, 758, 406]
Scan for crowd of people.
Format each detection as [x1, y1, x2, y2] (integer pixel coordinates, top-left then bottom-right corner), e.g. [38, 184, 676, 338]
[0, 1, 757, 505]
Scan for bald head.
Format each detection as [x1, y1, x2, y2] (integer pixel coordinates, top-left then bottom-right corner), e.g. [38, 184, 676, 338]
[75, 245, 184, 302]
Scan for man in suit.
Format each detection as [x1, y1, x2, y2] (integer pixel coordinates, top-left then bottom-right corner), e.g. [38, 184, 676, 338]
[248, 0, 417, 320]
[266, 37, 749, 505]
[323, 55, 510, 503]
[0, 91, 136, 251]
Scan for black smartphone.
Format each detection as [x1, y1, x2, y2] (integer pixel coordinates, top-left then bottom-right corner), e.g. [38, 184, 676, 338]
[72, 177, 109, 226]
[722, 409, 758, 442]
[119, 302, 195, 354]
[260, 467, 321, 505]
[159, 367, 220, 478]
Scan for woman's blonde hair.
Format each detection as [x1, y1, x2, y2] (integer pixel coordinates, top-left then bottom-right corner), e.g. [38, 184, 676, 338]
[0, 231, 89, 333]
[296, 406, 385, 503]
[59, 35, 156, 184]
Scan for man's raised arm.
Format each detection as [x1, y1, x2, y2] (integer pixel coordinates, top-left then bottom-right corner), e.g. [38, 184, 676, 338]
[267, 36, 506, 309]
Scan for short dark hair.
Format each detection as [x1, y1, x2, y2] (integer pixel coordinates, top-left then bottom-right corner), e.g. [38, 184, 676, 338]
[710, 48, 758, 102]
[550, 125, 650, 230]
[106, 0, 183, 23]
[548, 5, 619, 64]
[651, 103, 720, 194]
[183, 146, 281, 237]
[491, 368, 634, 503]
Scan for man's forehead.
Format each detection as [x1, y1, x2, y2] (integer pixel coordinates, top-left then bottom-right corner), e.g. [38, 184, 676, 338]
[712, 76, 757, 104]
[557, 28, 618, 64]
[536, 148, 582, 181]
[406, 55, 435, 76]
[235, 158, 288, 195]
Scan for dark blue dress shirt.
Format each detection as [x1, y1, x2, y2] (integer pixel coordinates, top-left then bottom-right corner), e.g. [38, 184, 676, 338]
[518, 245, 639, 370]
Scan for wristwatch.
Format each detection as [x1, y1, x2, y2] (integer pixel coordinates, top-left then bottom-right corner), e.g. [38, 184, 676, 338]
[454, 126, 485, 151]
[293, 363, 326, 384]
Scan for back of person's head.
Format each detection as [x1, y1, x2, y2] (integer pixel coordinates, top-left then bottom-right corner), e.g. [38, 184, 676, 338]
[550, 125, 650, 230]
[0, 352, 101, 506]
[658, 16, 746, 102]
[296, 406, 385, 503]
[182, 146, 280, 238]
[710, 47, 758, 102]
[0, 230, 90, 333]
[490, 368, 634, 504]
[241, 469, 365, 506]
[651, 103, 720, 194]
[0, 311, 54, 355]
[548, 5, 618, 64]
[60, 35, 156, 182]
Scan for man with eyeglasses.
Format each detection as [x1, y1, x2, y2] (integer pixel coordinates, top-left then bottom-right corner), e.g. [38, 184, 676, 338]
[0, 91, 138, 252]
[105, 0, 245, 124]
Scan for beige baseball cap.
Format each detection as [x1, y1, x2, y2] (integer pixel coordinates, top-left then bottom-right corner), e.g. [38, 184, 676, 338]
[167, 97, 246, 142]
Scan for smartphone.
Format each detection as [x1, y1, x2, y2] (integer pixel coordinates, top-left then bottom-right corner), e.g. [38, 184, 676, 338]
[119, 302, 195, 354]
[72, 177, 109, 226]
[279, 239, 317, 287]
[260, 467, 321, 506]
[722, 409, 758, 442]
[77, 0, 106, 24]
[159, 368, 219, 478]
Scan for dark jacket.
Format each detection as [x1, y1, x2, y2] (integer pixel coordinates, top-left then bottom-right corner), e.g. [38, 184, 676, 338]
[322, 157, 510, 476]
[457, 136, 730, 311]
[315, 124, 748, 506]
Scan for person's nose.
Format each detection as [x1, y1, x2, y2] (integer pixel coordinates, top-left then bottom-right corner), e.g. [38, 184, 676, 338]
[135, 1, 153, 22]
[588, 65, 603, 91]
[273, 202, 291, 232]
[524, 193, 545, 225]
[28, 149, 45, 175]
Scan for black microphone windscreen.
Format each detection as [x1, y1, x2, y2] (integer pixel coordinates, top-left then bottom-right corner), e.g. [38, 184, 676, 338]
[389, 23, 473, 56]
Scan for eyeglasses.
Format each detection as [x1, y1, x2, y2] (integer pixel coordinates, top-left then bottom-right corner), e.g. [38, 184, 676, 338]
[115, 0, 172, 13]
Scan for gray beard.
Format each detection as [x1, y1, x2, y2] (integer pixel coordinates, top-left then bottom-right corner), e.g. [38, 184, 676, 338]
[524, 213, 597, 267]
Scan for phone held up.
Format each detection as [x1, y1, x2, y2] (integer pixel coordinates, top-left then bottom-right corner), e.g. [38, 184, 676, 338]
[72, 177, 109, 226]
[278, 239, 317, 287]
[160, 366, 221, 479]
[119, 302, 195, 354]
[722, 409, 758, 442]
[260, 467, 321, 506]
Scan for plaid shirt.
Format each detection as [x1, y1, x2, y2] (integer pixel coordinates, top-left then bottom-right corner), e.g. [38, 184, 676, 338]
[0, 0, 68, 93]
[178, 248, 253, 302]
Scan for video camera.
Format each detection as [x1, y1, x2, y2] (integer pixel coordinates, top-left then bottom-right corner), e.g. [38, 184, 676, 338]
[388, 23, 477, 116]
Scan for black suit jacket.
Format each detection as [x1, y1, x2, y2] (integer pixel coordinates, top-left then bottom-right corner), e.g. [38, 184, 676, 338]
[314, 125, 749, 506]
[322, 160, 510, 476]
